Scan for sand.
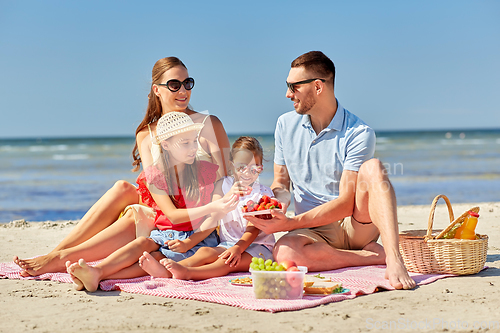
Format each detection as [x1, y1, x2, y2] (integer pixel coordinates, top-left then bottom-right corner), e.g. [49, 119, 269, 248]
[1, 202, 499, 333]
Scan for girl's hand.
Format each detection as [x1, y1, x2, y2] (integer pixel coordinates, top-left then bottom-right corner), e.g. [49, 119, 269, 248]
[224, 181, 252, 198]
[166, 239, 190, 253]
[212, 194, 239, 214]
[219, 246, 242, 267]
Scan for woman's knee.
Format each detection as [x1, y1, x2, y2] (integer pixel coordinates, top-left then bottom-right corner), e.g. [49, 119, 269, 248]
[112, 180, 138, 202]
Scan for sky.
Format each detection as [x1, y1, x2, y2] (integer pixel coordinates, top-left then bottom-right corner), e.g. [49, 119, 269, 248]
[0, 0, 499, 139]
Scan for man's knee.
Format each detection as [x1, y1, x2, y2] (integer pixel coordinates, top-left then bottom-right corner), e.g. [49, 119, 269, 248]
[273, 234, 305, 262]
[359, 158, 385, 179]
[358, 159, 393, 193]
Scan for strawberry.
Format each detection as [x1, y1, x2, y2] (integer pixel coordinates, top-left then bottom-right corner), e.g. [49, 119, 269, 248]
[270, 198, 279, 206]
[246, 200, 254, 207]
[258, 203, 266, 211]
[242, 205, 248, 213]
[253, 203, 260, 211]
[261, 195, 271, 204]
[277, 203, 282, 209]
[265, 203, 272, 209]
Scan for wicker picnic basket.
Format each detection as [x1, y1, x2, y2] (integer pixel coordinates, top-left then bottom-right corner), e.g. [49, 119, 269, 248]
[399, 195, 488, 275]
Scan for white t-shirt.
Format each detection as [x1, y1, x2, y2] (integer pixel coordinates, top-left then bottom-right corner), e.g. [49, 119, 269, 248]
[219, 176, 275, 247]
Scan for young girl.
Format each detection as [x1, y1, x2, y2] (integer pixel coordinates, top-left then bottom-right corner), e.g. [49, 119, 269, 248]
[138, 136, 276, 281]
[66, 112, 239, 292]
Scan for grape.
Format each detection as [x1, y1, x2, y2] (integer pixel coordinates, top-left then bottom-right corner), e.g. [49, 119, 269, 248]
[251, 257, 260, 264]
[257, 258, 264, 265]
[264, 259, 273, 267]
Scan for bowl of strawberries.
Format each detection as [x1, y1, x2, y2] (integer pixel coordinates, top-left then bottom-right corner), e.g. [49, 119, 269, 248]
[241, 195, 282, 219]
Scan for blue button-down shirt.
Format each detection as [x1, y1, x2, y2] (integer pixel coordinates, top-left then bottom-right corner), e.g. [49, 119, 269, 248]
[274, 101, 375, 215]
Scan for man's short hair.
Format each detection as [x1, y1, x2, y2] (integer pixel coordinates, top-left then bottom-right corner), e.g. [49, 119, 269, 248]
[291, 51, 335, 88]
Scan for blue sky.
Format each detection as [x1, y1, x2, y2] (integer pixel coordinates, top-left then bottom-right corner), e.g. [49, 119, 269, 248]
[1, 0, 499, 138]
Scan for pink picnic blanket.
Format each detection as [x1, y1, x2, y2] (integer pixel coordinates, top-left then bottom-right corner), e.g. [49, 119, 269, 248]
[0, 261, 455, 312]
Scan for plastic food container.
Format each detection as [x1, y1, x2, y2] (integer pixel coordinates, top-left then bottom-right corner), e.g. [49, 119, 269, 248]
[250, 266, 307, 299]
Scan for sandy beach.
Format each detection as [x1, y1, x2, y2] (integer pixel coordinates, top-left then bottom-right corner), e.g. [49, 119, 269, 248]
[1, 201, 499, 333]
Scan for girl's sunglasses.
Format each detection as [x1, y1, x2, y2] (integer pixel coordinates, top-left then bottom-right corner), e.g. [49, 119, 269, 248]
[233, 163, 263, 175]
[157, 77, 195, 92]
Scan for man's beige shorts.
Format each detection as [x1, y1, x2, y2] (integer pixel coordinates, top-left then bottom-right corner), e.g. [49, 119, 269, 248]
[286, 216, 380, 250]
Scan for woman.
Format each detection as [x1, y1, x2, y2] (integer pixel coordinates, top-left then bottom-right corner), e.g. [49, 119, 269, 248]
[13, 57, 231, 276]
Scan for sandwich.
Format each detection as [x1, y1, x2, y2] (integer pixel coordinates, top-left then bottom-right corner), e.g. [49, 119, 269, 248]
[303, 274, 343, 294]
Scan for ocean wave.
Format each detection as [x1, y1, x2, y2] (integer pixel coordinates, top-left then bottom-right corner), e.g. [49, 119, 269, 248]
[440, 139, 488, 146]
[29, 145, 69, 152]
[376, 137, 391, 143]
[52, 154, 90, 160]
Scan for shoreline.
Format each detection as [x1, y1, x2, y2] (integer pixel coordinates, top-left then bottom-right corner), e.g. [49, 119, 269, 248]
[1, 201, 499, 332]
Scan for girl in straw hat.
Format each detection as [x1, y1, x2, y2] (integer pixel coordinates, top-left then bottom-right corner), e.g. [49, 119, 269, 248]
[14, 57, 233, 277]
[66, 112, 239, 292]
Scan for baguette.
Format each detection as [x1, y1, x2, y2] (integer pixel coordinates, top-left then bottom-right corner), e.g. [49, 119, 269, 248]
[303, 281, 343, 295]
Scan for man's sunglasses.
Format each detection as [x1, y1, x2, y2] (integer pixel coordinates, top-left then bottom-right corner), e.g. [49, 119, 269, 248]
[157, 77, 195, 92]
[286, 78, 325, 93]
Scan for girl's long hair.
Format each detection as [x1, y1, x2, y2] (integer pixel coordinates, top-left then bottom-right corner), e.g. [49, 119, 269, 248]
[131, 57, 193, 172]
[158, 137, 200, 206]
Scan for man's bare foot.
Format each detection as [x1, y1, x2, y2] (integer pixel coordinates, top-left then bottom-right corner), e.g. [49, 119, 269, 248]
[385, 254, 416, 290]
[13, 253, 64, 277]
[65, 261, 84, 291]
[160, 259, 190, 280]
[138, 252, 172, 278]
[66, 259, 102, 292]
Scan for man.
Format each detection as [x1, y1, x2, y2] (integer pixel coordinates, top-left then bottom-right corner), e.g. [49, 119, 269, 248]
[247, 51, 415, 289]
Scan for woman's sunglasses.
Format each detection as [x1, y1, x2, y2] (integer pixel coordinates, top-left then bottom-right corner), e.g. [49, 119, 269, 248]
[233, 163, 263, 175]
[157, 77, 195, 92]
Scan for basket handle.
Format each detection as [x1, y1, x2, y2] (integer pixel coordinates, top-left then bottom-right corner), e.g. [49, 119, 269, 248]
[426, 195, 455, 240]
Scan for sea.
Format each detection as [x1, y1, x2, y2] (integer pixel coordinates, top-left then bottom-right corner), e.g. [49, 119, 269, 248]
[1, 129, 499, 223]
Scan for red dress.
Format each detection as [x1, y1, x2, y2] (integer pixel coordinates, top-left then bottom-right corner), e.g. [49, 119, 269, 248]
[136, 160, 218, 231]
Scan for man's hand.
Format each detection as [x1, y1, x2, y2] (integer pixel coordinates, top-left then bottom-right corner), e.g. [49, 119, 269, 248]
[244, 209, 292, 234]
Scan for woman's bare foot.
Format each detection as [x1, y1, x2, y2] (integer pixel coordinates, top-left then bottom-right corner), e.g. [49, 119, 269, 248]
[66, 259, 102, 292]
[13, 253, 65, 277]
[138, 252, 172, 278]
[385, 254, 416, 290]
[65, 261, 84, 291]
[160, 259, 190, 280]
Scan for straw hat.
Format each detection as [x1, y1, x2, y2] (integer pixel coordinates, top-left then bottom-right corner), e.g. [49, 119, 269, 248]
[156, 112, 205, 142]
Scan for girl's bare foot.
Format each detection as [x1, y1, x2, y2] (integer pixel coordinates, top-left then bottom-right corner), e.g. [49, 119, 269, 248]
[13, 253, 65, 277]
[161, 259, 190, 280]
[138, 252, 172, 278]
[65, 261, 84, 291]
[66, 259, 101, 292]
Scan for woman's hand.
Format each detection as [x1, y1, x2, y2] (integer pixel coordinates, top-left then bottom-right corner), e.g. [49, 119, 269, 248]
[166, 239, 190, 253]
[218, 246, 242, 267]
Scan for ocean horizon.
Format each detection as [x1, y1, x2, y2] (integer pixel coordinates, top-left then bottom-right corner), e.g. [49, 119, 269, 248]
[1, 128, 499, 222]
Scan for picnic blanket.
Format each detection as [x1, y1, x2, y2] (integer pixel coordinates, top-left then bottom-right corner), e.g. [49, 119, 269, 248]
[0, 261, 456, 312]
